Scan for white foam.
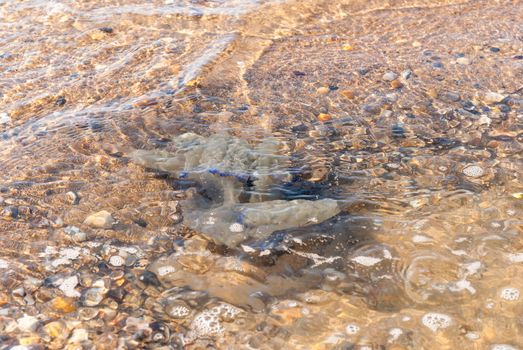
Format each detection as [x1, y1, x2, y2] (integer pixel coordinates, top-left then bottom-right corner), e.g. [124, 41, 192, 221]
[60, 247, 81, 260]
[351, 256, 382, 266]
[345, 324, 360, 335]
[500, 287, 520, 301]
[388, 328, 403, 342]
[421, 312, 452, 332]
[508, 253, 523, 263]
[51, 258, 71, 267]
[229, 222, 244, 233]
[412, 235, 432, 243]
[491, 345, 518, 350]
[157, 265, 176, 276]
[462, 261, 482, 276]
[449, 280, 476, 294]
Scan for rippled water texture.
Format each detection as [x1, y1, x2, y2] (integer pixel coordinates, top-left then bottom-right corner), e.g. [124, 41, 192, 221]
[1, 0, 523, 348]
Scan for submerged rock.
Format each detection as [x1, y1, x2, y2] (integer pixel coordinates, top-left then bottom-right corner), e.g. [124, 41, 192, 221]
[131, 132, 341, 247]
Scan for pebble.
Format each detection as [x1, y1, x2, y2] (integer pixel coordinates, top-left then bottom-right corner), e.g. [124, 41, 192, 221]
[462, 165, 485, 178]
[383, 72, 398, 81]
[17, 315, 40, 332]
[51, 296, 77, 313]
[109, 255, 125, 267]
[64, 226, 87, 242]
[340, 90, 355, 99]
[58, 275, 80, 297]
[55, 96, 66, 106]
[84, 210, 114, 229]
[489, 47, 500, 53]
[317, 113, 331, 122]
[401, 70, 412, 80]
[69, 328, 89, 343]
[478, 115, 491, 125]
[81, 288, 105, 306]
[484, 92, 506, 104]
[0, 112, 11, 125]
[316, 87, 330, 94]
[66, 191, 80, 204]
[43, 320, 68, 339]
[390, 79, 403, 89]
[456, 57, 471, 65]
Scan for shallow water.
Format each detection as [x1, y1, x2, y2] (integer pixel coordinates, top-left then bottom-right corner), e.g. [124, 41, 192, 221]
[0, 0, 522, 348]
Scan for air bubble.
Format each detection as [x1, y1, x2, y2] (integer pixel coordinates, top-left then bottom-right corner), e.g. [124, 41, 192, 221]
[157, 265, 176, 276]
[500, 287, 520, 301]
[229, 222, 244, 233]
[421, 312, 451, 332]
[345, 324, 360, 335]
[351, 256, 382, 266]
[491, 345, 518, 350]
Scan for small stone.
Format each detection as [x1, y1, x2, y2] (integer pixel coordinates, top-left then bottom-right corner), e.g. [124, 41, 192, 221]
[43, 320, 68, 339]
[489, 47, 500, 53]
[2, 206, 18, 220]
[139, 271, 161, 287]
[390, 80, 403, 89]
[84, 210, 114, 229]
[18, 336, 41, 346]
[401, 70, 412, 80]
[66, 191, 80, 205]
[462, 165, 485, 178]
[13, 287, 25, 297]
[478, 116, 491, 125]
[392, 124, 405, 138]
[51, 296, 77, 313]
[109, 255, 125, 267]
[81, 288, 105, 307]
[0, 112, 11, 125]
[342, 44, 353, 51]
[79, 307, 99, 320]
[58, 276, 80, 298]
[316, 86, 330, 94]
[440, 91, 461, 102]
[484, 92, 506, 104]
[340, 90, 355, 99]
[55, 96, 66, 106]
[383, 72, 398, 81]
[456, 57, 471, 65]
[69, 329, 89, 343]
[98, 27, 113, 34]
[317, 113, 331, 122]
[427, 88, 438, 98]
[17, 315, 40, 332]
[63, 226, 87, 242]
